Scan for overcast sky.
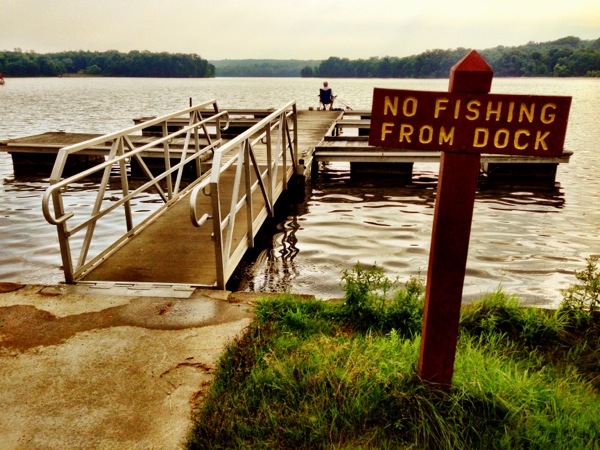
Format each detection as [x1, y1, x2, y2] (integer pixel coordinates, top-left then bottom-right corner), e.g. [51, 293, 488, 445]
[1, 0, 599, 60]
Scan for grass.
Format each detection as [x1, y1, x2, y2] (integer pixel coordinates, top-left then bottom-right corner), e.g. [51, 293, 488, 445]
[186, 261, 600, 449]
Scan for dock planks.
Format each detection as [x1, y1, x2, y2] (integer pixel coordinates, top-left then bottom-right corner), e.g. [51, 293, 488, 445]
[315, 136, 573, 164]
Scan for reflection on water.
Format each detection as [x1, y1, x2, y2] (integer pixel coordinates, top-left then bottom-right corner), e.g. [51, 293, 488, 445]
[1, 77, 599, 307]
[233, 162, 583, 307]
[478, 187, 565, 212]
[0, 163, 166, 284]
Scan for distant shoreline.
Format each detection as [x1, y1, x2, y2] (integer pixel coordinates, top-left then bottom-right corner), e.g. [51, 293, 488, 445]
[2, 37, 598, 78]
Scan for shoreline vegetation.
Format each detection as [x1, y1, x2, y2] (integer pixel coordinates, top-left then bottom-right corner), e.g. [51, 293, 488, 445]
[186, 257, 599, 449]
[300, 36, 600, 79]
[1, 36, 598, 79]
[0, 50, 215, 78]
[216, 36, 600, 78]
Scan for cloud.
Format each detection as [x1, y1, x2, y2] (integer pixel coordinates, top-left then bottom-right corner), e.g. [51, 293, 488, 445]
[0, 0, 598, 58]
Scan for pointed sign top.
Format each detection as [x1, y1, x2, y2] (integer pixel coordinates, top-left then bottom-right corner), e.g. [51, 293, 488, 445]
[452, 50, 493, 73]
[449, 50, 494, 94]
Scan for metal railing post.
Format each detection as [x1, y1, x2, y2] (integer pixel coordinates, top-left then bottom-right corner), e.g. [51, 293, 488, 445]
[244, 140, 254, 248]
[162, 121, 174, 199]
[266, 124, 274, 209]
[210, 181, 226, 289]
[281, 115, 288, 191]
[292, 104, 299, 166]
[51, 189, 75, 283]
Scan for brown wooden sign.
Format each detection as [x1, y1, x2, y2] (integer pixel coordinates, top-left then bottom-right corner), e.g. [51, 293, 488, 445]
[369, 88, 571, 157]
[367, 50, 573, 388]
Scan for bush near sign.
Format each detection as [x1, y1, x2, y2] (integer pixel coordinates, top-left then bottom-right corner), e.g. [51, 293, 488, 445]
[369, 88, 571, 157]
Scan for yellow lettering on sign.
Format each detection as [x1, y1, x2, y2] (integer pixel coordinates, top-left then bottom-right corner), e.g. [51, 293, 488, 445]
[473, 128, 489, 147]
[486, 101, 502, 121]
[419, 125, 434, 144]
[439, 126, 455, 145]
[372, 90, 566, 154]
[403, 97, 418, 117]
[453, 99, 461, 119]
[507, 102, 515, 123]
[540, 103, 556, 124]
[514, 130, 530, 150]
[434, 98, 449, 119]
[383, 96, 398, 116]
[466, 100, 481, 120]
[494, 129, 510, 148]
[534, 131, 550, 150]
[399, 124, 414, 143]
[380, 122, 394, 141]
[519, 103, 535, 123]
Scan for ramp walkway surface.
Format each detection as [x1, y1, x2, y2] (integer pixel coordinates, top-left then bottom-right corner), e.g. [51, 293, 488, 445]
[80, 110, 340, 287]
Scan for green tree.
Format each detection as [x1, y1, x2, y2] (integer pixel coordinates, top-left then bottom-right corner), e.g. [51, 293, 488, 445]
[300, 65, 313, 77]
[85, 64, 102, 75]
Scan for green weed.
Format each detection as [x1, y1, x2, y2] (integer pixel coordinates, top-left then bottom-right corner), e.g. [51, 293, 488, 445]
[560, 255, 600, 324]
[460, 288, 566, 348]
[187, 262, 600, 449]
[340, 262, 425, 336]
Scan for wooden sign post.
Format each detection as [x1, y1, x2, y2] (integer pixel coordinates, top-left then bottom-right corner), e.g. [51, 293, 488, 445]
[369, 50, 571, 387]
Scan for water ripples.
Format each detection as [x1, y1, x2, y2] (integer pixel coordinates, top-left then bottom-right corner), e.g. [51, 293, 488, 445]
[1, 77, 599, 308]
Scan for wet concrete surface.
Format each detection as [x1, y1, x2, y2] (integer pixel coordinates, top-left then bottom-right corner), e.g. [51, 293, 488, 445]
[0, 282, 261, 449]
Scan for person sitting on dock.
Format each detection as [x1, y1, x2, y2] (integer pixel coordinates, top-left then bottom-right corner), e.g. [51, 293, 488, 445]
[319, 81, 336, 110]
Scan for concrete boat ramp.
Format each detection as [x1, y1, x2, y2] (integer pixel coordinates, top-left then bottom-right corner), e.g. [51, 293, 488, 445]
[0, 281, 268, 449]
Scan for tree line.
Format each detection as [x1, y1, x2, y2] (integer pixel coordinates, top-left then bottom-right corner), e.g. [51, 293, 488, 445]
[0, 49, 215, 78]
[211, 59, 322, 77]
[302, 36, 600, 78]
[2, 37, 598, 79]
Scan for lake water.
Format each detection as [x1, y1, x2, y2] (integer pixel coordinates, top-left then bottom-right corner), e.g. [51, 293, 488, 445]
[1, 77, 599, 307]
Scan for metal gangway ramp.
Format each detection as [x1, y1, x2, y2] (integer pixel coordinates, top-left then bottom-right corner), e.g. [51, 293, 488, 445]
[42, 100, 340, 289]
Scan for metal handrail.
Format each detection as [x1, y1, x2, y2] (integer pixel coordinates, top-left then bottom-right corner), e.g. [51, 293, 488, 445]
[42, 99, 229, 283]
[190, 100, 298, 288]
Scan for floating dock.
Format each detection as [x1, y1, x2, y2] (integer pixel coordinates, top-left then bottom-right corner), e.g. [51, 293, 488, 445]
[0, 108, 571, 183]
